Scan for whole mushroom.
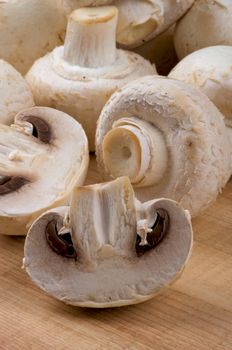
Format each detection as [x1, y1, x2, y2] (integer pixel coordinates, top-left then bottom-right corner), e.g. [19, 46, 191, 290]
[0, 107, 89, 235]
[174, 0, 232, 60]
[169, 45, 232, 155]
[24, 176, 193, 308]
[59, 0, 194, 48]
[96, 76, 231, 217]
[0, 60, 34, 125]
[26, 6, 156, 151]
[0, 0, 66, 74]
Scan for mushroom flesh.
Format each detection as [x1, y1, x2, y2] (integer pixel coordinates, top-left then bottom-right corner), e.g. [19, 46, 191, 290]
[0, 107, 89, 235]
[26, 6, 156, 151]
[24, 176, 193, 308]
[96, 76, 231, 217]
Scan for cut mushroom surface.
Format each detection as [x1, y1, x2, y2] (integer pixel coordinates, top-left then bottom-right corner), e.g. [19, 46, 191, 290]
[96, 76, 231, 217]
[24, 177, 193, 308]
[0, 107, 89, 235]
[26, 6, 156, 151]
[0, 60, 34, 125]
[174, 0, 232, 59]
[59, 0, 194, 48]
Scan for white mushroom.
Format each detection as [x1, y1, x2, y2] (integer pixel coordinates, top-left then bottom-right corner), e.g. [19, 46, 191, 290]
[169, 45, 232, 157]
[26, 6, 156, 151]
[59, 0, 194, 48]
[0, 60, 34, 125]
[0, 107, 89, 235]
[96, 76, 231, 217]
[0, 0, 67, 74]
[174, 0, 232, 60]
[23, 176, 193, 308]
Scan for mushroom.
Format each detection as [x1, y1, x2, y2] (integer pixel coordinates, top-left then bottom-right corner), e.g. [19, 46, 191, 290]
[26, 6, 156, 151]
[0, 0, 67, 74]
[59, 0, 194, 48]
[96, 76, 231, 217]
[0, 107, 89, 235]
[174, 0, 232, 60]
[0, 60, 34, 125]
[169, 45, 232, 156]
[23, 176, 193, 308]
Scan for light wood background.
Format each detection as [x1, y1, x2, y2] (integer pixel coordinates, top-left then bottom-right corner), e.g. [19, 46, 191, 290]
[0, 157, 231, 350]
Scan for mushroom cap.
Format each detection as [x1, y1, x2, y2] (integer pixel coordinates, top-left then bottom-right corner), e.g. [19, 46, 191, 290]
[0, 0, 66, 74]
[169, 46, 232, 128]
[96, 76, 231, 217]
[174, 0, 232, 60]
[0, 60, 34, 125]
[24, 177, 193, 308]
[59, 0, 194, 48]
[26, 48, 156, 151]
[0, 107, 89, 235]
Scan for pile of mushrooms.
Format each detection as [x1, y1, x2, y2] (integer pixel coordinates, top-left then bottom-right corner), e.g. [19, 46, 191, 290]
[0, 107, 89, 235]
[0, 0, 230, 310]
[96, 76, 231, 217]
[26, 6, 156, 151]
[24, 176, 193, 308]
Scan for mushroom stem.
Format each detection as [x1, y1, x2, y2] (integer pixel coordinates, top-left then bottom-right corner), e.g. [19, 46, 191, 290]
[102, 117, 168, 187]
[63, 6, 118, 67]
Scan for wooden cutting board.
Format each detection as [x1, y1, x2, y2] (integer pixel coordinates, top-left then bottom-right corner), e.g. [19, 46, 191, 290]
[0, 157, 231, 350]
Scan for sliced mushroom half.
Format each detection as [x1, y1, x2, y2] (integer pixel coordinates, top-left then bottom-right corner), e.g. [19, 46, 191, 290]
[26, 6, 156, 151]
[0, 107, 89, 235]
[96, 76, 231, 217]
[24, 177, 193, 308]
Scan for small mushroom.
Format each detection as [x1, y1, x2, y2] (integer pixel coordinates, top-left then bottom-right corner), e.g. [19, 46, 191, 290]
[0, 0, 67, 74]
[23, 176, 193, 308]
[96, 76, 231, 217]
[174, 0, 232, 60]
[0, 60, 34, 125]
[169, 45, 232, 160]
[59, 0, 194, 48]
[0, 107, 89, 235]
[26, 6, 156, 151]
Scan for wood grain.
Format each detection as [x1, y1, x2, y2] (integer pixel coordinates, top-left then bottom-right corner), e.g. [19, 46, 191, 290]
[0, 158, 231, 350]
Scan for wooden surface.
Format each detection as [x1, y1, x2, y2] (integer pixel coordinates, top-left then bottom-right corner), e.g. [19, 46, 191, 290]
[0, 157, 232, 350]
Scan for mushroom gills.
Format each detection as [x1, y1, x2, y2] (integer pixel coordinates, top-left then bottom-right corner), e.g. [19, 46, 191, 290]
[46, 219, 77, 259]
[136, 209, 169, 257]
[23, 116, 51, 144]
[0, 175, 28, 195]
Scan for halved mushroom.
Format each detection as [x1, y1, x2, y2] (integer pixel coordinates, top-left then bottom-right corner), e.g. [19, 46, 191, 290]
[0, 0, 66, 74]
[169, 45, 232, 159]
[0, 107, 89, 235]
[174, 0, 232, 60]
[59, 0, 194, 48]
[26, 6, 156, 151]
[0, 60, 34, 125]
[23, 176, 193, 308]
[96, 76, 231, 217]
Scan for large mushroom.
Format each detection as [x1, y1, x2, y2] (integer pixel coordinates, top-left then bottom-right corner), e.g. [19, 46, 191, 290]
[174, 0, 232, 60]
[26, 6, 156, 151]
[0, 60, 34, 125]
[59, 0, 194, 48]
[0, 0, 66, 74]
[96, 76, 231, 217]
[169, 45, 232, 154]
[24, 176, 193, 308]
[0, 107, 89, 236]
